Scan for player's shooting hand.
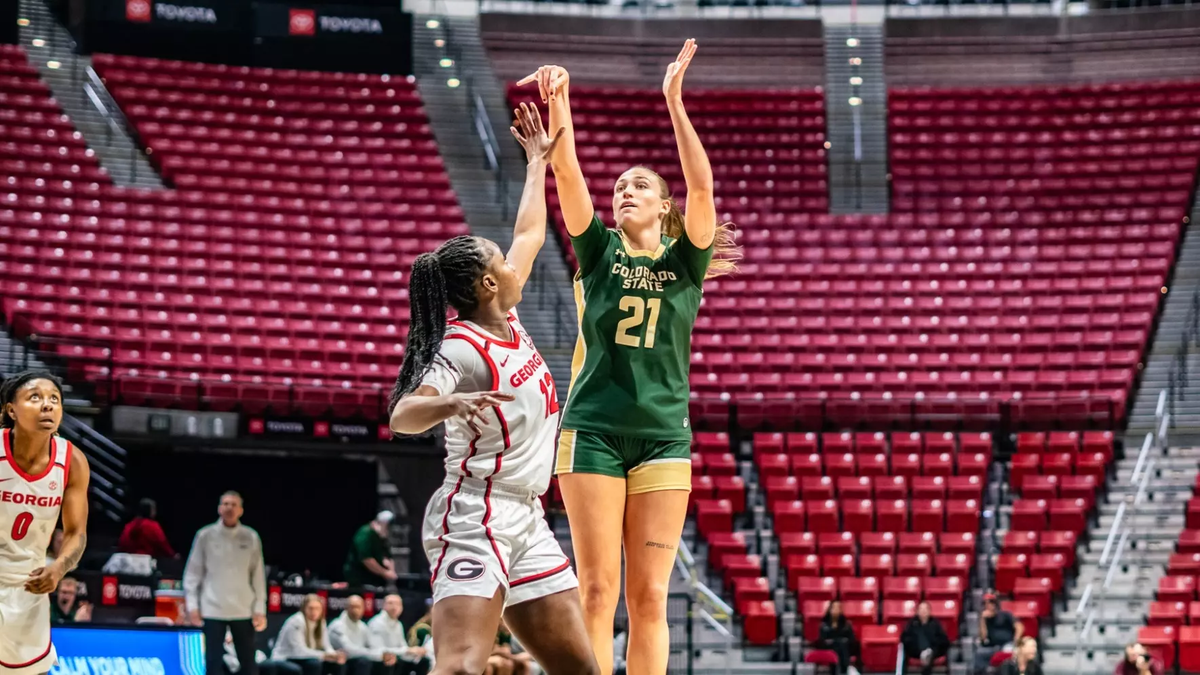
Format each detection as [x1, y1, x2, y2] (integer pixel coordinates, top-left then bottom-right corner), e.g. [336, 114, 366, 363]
[510, 102, 564, 164]
[663, 39, 696, 101]
[449, 391, 515, 433]
[24, 563, 64, 595]
[517, 66, 569, 103]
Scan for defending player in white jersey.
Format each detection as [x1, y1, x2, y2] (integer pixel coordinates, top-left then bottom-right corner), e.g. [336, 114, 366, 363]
[0, 371, 91, 675]
[388, 103, 598, 675]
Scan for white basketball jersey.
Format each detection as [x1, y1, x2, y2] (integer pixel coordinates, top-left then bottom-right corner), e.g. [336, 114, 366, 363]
[0, 429, 70, 587]
[421, 312, 559, 495]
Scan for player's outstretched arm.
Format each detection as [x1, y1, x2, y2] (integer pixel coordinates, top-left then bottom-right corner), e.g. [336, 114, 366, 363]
[26, 449, 90, 595]
[390, 385, 515, 436]
[507, 101, 564, 290]
[664, 39, 717, 250]
[517, 65, 594, 237]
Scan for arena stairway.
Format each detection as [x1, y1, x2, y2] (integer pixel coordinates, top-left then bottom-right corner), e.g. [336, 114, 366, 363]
[413, 15, 577, 385]
[824, 23, 890, 214]
[17, 0, 162, 189]
[1034, 440, 1197, 675]
[1128, 188, 1200, 436]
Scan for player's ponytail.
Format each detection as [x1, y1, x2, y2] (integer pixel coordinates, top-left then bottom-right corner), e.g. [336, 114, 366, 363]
[388, 236, 490, 415]
[650, 170, 741, 279]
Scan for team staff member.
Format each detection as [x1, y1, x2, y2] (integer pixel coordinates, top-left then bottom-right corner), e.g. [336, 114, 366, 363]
[184, 491, 267, 675]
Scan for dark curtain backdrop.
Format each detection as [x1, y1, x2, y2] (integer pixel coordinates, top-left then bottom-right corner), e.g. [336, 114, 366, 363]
[127, 447, 378, 581]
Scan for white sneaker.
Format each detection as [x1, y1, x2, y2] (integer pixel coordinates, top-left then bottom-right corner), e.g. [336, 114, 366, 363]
[848, 666, 861, 675]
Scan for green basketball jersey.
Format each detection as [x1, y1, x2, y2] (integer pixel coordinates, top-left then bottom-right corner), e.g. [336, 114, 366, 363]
[560, 214, 713, 441]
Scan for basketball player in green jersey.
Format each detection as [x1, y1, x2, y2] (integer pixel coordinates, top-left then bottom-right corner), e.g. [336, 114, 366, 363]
[520, 40, 739, 675]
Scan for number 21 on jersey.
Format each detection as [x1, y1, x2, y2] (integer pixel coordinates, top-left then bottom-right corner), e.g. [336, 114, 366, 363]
[615, 296, 661, 349]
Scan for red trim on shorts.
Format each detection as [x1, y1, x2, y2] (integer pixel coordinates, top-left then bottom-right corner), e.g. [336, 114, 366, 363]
[509, 559, 572, 588]
[0, 429, 56, 483]
[0, 639, 53, 669]
[481, 478, 509, 578]
[430, 474, 465, 584]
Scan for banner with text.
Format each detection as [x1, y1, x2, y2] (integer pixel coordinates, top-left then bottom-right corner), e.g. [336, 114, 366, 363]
[253, 3, 412, 74]
[49, 627, 204, 675]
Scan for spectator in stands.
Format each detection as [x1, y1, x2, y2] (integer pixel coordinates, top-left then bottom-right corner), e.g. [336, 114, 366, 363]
[46, 528, 63, 566]
[998, 637, 1041, 675]
[118, 498, 177, 558]
[487, 621, 534, 675]
[368, 594, 429, 675]
[225, 629, 302, 675]
[1116, 643, 1163, 675]
[272, 594, 348, 675]
[343, 512, 398, 588]
[406, 604, 432, 656]
[185, 491, 267, 675]
[975, 591, 1023, 674]
[50, 576, 91, 623]
[817, 600, 861, 675]
[901, 601, 950, 675]
[329, 595, 399, 675]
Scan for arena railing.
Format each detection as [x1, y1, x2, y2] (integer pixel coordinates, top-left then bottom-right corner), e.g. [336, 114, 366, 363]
[58, 415, 129, 525]
[676, 538, 736, 675]
[1072, 406, 1165, 674]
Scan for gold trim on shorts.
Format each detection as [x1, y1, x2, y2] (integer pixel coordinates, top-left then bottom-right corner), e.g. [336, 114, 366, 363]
[627, 457, 692, 495]
[555, 429, 577, 475]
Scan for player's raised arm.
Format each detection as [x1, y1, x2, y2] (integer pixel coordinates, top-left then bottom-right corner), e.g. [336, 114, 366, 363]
[506, 102, 564, 290]
[26, 449, 89, 594]
[663, 39, 717, 250]
[517, 65, 594, 237]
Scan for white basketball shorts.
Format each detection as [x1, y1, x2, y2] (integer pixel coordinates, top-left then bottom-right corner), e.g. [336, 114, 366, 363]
[0, 585, 56, 675]
[423, 476, 577, 609]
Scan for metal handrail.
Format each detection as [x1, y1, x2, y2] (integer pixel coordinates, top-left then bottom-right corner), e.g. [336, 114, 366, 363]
[433, 10, 514, 222]
[84, 67, 141, 183]
[1074, 427, 1158, 669]
[675, 538, 735, 675]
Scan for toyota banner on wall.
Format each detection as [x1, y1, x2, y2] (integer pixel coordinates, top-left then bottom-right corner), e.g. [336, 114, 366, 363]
[80, 0, 412, 74]
[254, 2, 413, 74]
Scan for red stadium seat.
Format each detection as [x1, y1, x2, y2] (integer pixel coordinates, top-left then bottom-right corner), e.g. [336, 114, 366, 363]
[861, 625, 901, 672]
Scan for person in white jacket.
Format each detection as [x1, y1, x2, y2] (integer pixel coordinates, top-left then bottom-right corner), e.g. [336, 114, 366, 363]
[271, 594, 348, 675]
[367, 595, 429, 675]
[329, 595, 399, 675]
[184, 491, 267, 675]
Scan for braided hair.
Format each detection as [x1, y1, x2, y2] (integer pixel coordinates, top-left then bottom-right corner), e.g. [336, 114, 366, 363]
[388, 236, 490, 415]
[1, 370, 63, 429]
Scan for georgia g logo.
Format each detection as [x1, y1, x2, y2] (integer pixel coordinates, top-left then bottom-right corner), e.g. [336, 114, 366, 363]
[445, 557, 486, 582]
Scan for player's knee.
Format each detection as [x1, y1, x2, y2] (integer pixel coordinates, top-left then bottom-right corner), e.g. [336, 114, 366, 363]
[432, 656, 489, 675]
[625, 581, 669, 620]
[578, 576, 620, 612]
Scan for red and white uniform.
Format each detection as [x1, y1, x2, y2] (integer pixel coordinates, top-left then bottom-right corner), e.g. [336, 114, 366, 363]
[419, 312, 577, 607]
[0, 429, 71, 675]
